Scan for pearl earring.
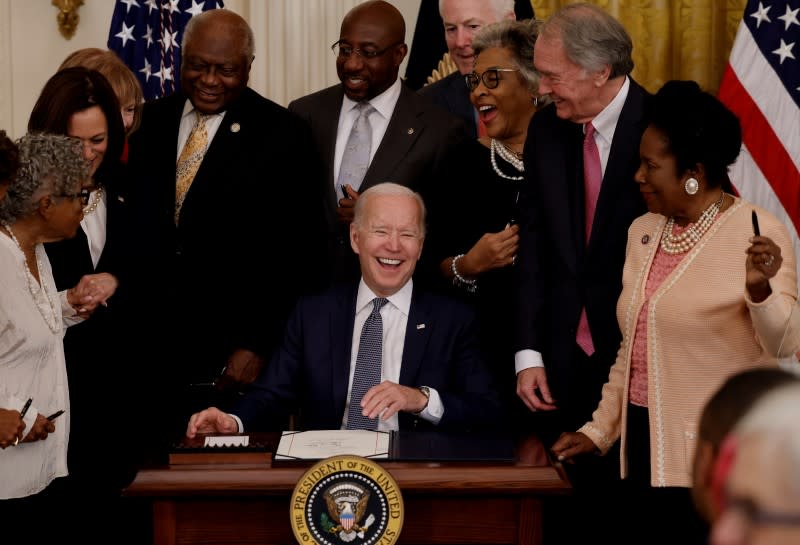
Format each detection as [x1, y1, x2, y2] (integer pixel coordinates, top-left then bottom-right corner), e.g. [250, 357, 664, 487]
[685, 177, 699, 195]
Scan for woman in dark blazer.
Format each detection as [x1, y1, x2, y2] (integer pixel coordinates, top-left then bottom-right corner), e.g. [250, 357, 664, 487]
[27, 66, 144, 542]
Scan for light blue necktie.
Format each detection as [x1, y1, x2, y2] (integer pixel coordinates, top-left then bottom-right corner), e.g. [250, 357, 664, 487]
[337, 102, 374, 192]
[347, 297, 388, 430]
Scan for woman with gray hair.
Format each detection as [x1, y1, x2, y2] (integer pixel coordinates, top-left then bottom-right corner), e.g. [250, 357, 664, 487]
[0, 133, 116, 535]
[425, 18, 543, 428]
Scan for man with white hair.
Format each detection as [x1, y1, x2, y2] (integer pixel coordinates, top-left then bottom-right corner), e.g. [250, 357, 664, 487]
[419, 0, 517, 137]
[710, 382, 800, 545]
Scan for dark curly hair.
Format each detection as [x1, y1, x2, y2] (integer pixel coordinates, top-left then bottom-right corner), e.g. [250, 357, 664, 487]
[646, 80, 742, 189]
[0, 130, 19, 188]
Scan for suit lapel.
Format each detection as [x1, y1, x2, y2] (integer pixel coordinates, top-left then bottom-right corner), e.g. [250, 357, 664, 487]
[332, 286, 358, 412]
[589, 81, 646, 252]
[321, 88, 345, 211]
[398, 287, 431, 386]
[546, 119, 583, 275]
[362, 85, 423, 192]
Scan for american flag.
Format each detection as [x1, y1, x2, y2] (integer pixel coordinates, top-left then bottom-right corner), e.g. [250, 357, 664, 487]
[719, 0, 800, 263]
[107, 0, 224, 101]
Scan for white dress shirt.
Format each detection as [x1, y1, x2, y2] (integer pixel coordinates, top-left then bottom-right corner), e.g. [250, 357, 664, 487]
[81, 190, 106, 268]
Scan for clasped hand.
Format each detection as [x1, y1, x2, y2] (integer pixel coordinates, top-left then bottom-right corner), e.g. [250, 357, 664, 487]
[337, 184, 359, 225]
[357, 381, 428, 422]
[67, 272, 118, 317]
[460, 224, 520, 276]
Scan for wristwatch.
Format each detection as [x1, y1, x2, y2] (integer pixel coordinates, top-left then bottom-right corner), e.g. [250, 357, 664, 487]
[415, 386, 431, 414]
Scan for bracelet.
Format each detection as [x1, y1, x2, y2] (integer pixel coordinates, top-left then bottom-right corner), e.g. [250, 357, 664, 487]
[451, 254, 477, 293]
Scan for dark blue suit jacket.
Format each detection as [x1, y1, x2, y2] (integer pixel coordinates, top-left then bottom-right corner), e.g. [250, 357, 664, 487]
[233, 283, 502, 432]
[418, 72, 477, 138]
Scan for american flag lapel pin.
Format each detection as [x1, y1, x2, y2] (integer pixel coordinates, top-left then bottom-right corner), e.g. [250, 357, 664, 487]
[416, 323, 425, 330]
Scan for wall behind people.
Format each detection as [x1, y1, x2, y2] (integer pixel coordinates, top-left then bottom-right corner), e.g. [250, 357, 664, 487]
[0, 0, 419, 138]
[0, 1, 747, 136]
[532, 0, 746, 94]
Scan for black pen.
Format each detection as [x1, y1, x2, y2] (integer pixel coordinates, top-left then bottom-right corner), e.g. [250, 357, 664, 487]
[752, 210, 761, 236]
[19, 398, 32, 419]
[47, 409, 65, 421]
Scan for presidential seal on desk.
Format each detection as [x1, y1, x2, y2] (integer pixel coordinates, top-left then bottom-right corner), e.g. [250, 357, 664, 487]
[290, 455, 404, 544]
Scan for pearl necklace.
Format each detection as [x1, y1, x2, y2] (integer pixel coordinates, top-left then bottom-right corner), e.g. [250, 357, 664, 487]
[2, 222, 60, 333]
[490, 139, 524, 180]
[83, 186, 103, 215]
[660, 192, 725, 255]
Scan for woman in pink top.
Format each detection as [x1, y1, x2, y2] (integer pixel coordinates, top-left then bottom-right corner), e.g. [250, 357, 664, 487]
[551, 80, 800, 545]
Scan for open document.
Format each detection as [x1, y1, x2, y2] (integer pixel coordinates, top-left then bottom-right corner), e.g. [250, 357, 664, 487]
[275, 430, 390, 460]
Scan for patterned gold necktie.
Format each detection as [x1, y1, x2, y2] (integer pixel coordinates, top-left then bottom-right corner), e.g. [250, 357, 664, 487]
[175, 111, 210, 223]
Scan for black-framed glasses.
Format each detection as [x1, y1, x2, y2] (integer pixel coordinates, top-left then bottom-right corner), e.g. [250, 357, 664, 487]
[331, 40, 402, 60]
[465, 68, 520, 91]
[59, 188, 91, 206]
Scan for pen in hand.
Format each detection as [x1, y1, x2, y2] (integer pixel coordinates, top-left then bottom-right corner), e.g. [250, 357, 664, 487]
[47, 410, 65, 421]
[752, 210, 761, 236]
[19, 398, 32, 419]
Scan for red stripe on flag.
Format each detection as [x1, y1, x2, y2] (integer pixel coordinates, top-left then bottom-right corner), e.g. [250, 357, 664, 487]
[719, 65, 800, 233]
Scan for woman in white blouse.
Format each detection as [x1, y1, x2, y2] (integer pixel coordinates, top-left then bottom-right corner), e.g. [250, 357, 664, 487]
[0, 133, 115, 537]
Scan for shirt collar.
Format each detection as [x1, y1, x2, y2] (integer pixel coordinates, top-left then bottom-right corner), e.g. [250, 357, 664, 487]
[356, 276, 413, 316]
[585, 76, 630, 146]
[181, 99, 223, 121]
[341, 78, 402, 122]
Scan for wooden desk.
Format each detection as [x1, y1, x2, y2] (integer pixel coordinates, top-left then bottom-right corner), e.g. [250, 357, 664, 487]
[124, 434, 570, 545]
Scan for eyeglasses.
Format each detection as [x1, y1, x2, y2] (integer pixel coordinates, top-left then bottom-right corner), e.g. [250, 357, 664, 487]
[465, 68, 520, 91]
[59, 188, 91, 206]
[331, 40, 402, 60]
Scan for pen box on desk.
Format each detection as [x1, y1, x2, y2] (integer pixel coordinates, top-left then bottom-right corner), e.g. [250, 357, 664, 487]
[169, 432, 272, 465]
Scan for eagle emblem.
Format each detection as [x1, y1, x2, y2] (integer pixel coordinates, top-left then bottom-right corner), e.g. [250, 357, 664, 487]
[322, 482, 376, 541]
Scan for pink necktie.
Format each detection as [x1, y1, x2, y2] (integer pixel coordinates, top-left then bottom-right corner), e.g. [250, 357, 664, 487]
[576, 123, 601, 356]
[583, 123, 602, 240]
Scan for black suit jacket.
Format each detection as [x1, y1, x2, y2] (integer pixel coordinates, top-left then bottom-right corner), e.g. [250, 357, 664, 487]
[515, 79, 649, 429]
[127, 88, 326, 385]
[44, 162, 140, 488]
[418, 71, 477, 138]
[233, 283, 502, 432]
[288, 82, 465, 284]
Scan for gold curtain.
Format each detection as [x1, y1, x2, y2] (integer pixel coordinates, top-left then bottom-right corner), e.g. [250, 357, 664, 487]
[530, 0, 747, 94]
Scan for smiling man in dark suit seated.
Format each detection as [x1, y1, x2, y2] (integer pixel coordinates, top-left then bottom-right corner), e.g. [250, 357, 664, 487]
[186, 183, 502, 436]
